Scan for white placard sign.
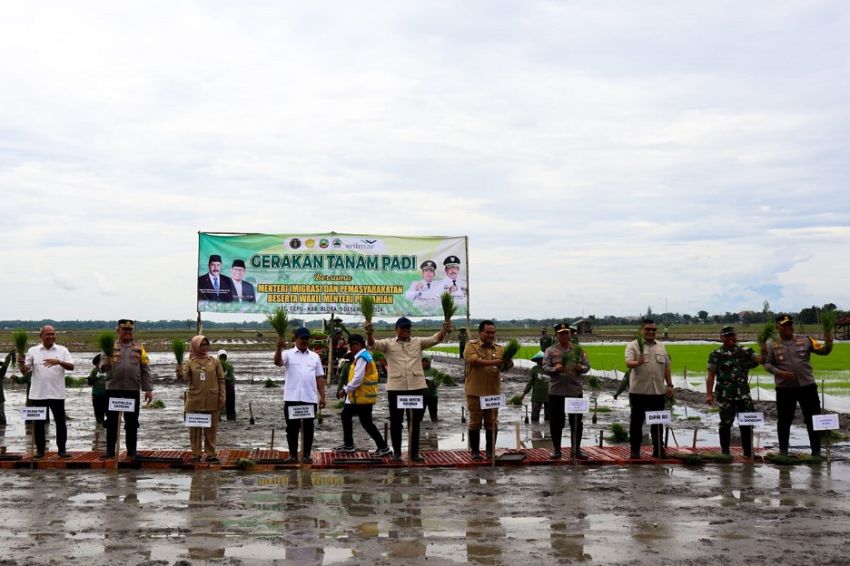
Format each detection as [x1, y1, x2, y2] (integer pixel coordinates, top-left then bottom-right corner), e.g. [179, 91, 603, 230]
[21, 407, 47, 421]
[108, 398, 136, 412]
[480, 394, 506, 410]
[736, 412, 764, 427]
[287, 404, 316, 419]
[397, 395, 424, 409]
[812, 414, 840, 431]
[566, 398, 590, 414]
[645, 410, 672, 425]
[185, 413, 213, 428]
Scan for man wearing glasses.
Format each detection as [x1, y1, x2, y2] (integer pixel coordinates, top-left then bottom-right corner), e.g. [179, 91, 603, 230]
[625, 319, 673, 459]
[101, 319, 153, 459]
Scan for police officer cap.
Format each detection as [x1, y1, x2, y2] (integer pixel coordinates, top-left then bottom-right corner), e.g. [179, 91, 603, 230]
[720, 326, 736, 336]
[232, 259, 246, 269]
[420, 260, 437, 271]
[553, 322, 570, 333]
[294, 327, 311, 339]
[777, 314, 793, 325]
[531, 351, 545, 360]
[208, 254, 223, 263]
[443, 256, 461, 267]
[395, 316, 413, 328]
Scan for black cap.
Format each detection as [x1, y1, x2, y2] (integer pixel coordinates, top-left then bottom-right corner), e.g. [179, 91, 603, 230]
[92, 354, 101, 366]
[294, 327, 311, 338]
[720, 326, 736, 336]
[232, 259, 246, 269]
[420, 260, 437, 271]
[553, 322, 570, 333]
[443, 256, 461, 267]
[349, 334, 365, 346]
[777, 314, 793, 325]
[209, 254, 222, 263]
[395, 316, 412, 328]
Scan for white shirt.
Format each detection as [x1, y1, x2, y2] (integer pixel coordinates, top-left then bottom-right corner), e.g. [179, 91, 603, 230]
[280, 346, 324, 403]
[25, 344, 73, 400]
[232, 280, 244, 299]
[343, 351, 370, 404]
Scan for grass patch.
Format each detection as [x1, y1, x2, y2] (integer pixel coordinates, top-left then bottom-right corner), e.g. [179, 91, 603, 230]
[263, 378, 279, 388]
[595, 406, 613, 413]
[65, 376, 87, 388]
[766, 452, 823, 465]
[145, 399, 166, 409]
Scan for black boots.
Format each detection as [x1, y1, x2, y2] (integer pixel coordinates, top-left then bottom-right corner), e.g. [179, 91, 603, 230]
[485, 429, 498, 460]
[469, 429, 483, 461]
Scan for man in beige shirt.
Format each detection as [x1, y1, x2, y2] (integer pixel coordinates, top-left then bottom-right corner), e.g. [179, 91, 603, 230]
[625, 318, 673, 459]
[464, 320, 512, 460]
[367, 316, 449, 461]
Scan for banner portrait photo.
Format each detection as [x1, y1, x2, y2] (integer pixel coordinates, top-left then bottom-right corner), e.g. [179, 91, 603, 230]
[197, 233, 469, 317]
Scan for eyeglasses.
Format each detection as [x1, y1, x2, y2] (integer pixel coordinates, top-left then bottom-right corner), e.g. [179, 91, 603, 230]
[644, 328, 658, 332]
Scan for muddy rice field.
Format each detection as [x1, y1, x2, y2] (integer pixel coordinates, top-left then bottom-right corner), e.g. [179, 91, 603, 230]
[1, 351, 849, 565]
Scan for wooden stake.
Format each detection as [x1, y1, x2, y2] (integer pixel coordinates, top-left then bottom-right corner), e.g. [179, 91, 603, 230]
[299, 424, 304, 469]
[598, 429, 603, 448]
[691, 428, 698, 450]
[29, 426, 35, 470]
[115, 411, 123, 470]
[270, 428, 275, 451]
[514, 422, 521, 449]
[491, 410, 496, 467]
[407, 408, 413, 466]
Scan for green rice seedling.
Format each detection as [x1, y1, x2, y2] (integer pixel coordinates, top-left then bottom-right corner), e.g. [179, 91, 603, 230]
[171, 338, 187, 364]
[766, 452, 822, 465]
[359, 295, 375, 321]
[266, 308, 289, 337]
[235, 457, 256, 470]
[595, 406, 613, 414]
[821, 307, 837, 336]
[332, 400, 345, 410]
[606, 423, 629, 443]
[508, 395, 523, 406]
[97, 331, 117, 357]
[264, 378, 279, 388]
[65, 376, 87, 388]
[587, 375, 602, 390]
[636, 332, 645, 354]
[757, 322, 777, 346]
[431, 371, 455, 387]
[145, 399, 166, 409]
[12, 330, 28, 359]
[502, 339, 520, 369]
[561, 345, 585, 367]
[440, 292, 457, 322]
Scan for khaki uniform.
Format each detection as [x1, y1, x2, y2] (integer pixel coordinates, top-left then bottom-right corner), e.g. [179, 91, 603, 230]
[463, 340, 504, 431]
[182, 357, 225, 456]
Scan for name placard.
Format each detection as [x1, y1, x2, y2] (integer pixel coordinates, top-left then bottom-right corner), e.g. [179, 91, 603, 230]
[812, 414, 839, 431]
[645, 410, 672, 425]
[185, 413, 212, 428]
[480, 394, 506, 410]
[736, 412, 764, 427]
[566, 398, 590, 414]
[108, 398, 136, 412]
[397, 395, 424, 409]
[288, 405, 316, 419]
[21, 407, 47, 421]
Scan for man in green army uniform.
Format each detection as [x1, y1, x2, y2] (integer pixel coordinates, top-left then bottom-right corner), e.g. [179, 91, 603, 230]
[520, 352, 549, 422]
[218, 350, 237, 421]
[421, 356, 440, 422]
[539, 328, 553, 352]
[705, 326, 761, 457]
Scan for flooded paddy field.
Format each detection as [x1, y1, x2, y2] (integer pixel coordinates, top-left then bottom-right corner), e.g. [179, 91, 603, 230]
[1, 354, 850, 564]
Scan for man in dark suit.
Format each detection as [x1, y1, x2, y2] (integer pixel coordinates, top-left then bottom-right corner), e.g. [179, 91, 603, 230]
[198, 254, 234, 302]
[229, 259, 256, 303]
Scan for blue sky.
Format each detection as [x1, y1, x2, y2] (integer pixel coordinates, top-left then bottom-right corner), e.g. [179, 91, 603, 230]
[2, 1, 848, 322]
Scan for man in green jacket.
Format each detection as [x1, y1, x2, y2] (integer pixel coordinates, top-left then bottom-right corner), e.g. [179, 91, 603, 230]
[521, 352, 549, 422]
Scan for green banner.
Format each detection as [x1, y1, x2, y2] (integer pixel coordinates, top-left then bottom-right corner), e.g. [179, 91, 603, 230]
[198, 233, 469, 317]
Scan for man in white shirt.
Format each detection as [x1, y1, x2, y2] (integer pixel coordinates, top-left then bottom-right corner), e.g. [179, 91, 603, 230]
[20, 325, 74, 459]
[229, 259, 256, 303]
[274, 327, 326, 464]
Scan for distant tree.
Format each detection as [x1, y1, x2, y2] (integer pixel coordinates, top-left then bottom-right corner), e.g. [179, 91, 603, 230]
[698, 310, 709, 323]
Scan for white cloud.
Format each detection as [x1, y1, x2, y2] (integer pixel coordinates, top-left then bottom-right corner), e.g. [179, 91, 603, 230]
[1, 1, 849, 320]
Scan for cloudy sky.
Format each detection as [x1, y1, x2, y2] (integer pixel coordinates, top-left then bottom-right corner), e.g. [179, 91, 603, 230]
[2, 1, 848, 323]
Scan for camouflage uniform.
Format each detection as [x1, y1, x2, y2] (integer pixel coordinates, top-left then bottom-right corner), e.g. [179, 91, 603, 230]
[707, 345, 759, 454]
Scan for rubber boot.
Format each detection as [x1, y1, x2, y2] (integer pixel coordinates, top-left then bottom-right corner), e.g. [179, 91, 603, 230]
[469, 429, 483, 461]
[485, 428, 497, 460]
[572, 434, 588, 460]
[719, 427, 731, 455]
[740, 426, 753, 458]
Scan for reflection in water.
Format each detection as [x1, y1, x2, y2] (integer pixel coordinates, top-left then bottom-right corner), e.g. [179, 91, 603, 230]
[464, 475, 504, 564]
[187, 472, 225, 560]
[551, 520, 589, 562]
[386, 472, 426, 559]
[102, 474, 151, 560]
